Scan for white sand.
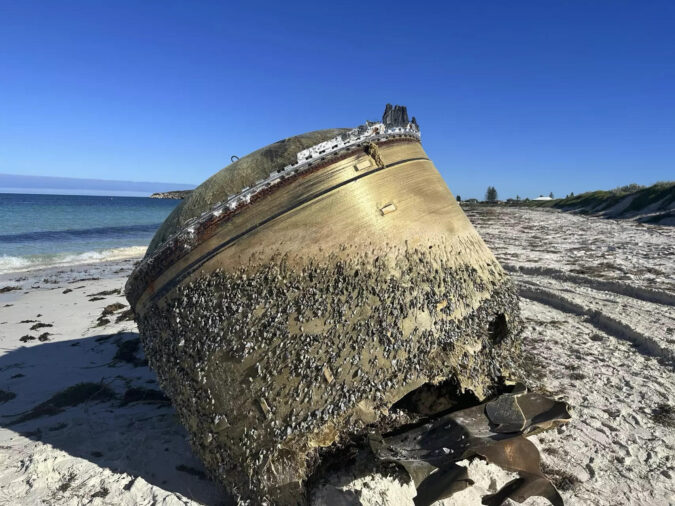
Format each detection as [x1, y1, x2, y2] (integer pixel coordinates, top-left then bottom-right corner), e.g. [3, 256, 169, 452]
[0, 259, 226, 505]
[0, 207, 673, 505]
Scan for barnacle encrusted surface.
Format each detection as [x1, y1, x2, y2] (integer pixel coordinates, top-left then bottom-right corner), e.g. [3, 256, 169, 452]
[136, 242, 521, 503]
[128, 113, 523, 503]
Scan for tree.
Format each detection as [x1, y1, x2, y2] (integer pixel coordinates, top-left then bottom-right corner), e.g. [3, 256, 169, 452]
[516, 195, 521, 201]
[456, 195, 461, 202]
[485, 186, 498, 202]
[549, 192, 554, 199]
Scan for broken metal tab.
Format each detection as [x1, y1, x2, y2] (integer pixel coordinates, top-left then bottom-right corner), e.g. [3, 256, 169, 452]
[370, 389, 571, 505]
[380, 203, 397, 215]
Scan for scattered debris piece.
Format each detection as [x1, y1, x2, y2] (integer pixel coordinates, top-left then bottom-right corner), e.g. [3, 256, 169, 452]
[29, 322, 52, 331]
[120, 387, 169, 406]
[91, 486, 109, 499]
[90, 289, 121, 297]
[115, 308, 135, 322]
[68, 277, 100, 284]
[0, 286, 21, 293]
[101, 302, 126, 317]
[19, 335, 36, 342]
[62, 288, 73, 294]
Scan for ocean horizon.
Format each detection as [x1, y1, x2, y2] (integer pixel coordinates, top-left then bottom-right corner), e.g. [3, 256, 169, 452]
[0, 192, 180, 274]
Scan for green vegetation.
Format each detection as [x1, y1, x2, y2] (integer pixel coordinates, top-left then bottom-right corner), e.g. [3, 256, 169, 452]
[485, 186, 498, 202]
[517, 181, 675, 223]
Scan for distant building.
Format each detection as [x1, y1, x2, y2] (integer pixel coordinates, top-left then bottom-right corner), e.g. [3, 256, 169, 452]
[534, 195, 553, 201]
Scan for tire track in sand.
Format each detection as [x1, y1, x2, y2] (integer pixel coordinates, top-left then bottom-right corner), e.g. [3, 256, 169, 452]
[518, 284, 675, 368]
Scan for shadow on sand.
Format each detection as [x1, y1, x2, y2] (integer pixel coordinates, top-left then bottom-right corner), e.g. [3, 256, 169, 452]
[0, 331, 232, 505]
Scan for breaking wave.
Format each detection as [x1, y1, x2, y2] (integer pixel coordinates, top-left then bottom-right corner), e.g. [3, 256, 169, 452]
[0, 246, 147, 274]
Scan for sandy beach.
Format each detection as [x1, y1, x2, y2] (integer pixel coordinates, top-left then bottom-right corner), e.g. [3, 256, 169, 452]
[1, 206, 673, 505]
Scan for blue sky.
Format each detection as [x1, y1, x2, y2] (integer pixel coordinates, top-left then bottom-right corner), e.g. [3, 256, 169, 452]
[1, 1, 673, 199]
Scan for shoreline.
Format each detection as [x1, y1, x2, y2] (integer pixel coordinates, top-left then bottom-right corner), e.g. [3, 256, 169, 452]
[0, 248, 146, 286]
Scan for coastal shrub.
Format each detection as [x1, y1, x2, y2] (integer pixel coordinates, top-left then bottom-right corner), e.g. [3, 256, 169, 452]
[610, 183, 645, 195]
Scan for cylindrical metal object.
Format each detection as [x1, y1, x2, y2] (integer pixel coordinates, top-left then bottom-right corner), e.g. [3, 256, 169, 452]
[126, 112, 522, 503]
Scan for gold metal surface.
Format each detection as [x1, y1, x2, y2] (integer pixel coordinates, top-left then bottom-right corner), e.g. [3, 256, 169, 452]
[137, 140, 498, 312]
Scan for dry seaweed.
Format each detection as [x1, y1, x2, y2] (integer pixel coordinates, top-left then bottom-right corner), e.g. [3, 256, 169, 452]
[113, 338, 147, 367]
[8, 382, 116, 425]
[90, 289, 121, 297]
[101, 302, 126, 316]
[29, 322, 52, 331]
[0, 389, 17, 403]
[120, 387, 169, 406]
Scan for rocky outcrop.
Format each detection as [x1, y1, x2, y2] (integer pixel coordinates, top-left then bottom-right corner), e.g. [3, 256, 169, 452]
[149, 190, 193, 200]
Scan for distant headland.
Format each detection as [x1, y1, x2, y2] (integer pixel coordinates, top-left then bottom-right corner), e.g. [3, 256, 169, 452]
[0, 173, 194, 198]
[149, 190, 193, 199]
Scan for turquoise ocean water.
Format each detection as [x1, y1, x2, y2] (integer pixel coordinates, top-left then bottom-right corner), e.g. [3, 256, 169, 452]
[0, 193, 180, 273]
